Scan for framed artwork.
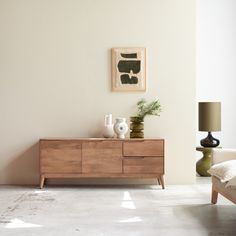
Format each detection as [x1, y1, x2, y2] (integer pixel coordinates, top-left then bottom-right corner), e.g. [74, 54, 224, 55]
[111, 47, 146, 91]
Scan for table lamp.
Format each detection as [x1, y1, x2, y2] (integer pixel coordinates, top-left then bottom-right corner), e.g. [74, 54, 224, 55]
[198, 102, 221, 147]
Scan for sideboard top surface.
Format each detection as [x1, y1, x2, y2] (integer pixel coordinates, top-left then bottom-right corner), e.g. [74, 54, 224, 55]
[40, 138, 164, 141]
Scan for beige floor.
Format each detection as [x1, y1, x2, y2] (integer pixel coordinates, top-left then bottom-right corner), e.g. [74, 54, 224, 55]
[0, 178, 235, 236]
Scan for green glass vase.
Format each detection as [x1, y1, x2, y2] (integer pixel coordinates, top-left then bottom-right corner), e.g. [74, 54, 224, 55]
[130, 116, 144, 138]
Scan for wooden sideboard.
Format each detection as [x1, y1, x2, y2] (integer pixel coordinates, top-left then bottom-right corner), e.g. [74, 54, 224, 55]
[39, 138, 165, 189]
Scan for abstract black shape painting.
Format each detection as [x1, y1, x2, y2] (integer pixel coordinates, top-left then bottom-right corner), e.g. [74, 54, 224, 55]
[118, 60, 141, 74]
[112, 48, 146, 91]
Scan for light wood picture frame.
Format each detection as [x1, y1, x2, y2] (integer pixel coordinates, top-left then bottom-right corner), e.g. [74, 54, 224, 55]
[111, 47, 146, 91]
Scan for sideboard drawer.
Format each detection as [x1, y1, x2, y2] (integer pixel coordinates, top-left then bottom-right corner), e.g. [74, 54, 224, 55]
[123, 157, 164, 174]
[123, 140, 164, 157]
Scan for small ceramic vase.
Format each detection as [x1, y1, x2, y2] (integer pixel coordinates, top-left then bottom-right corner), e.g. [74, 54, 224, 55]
[103, 114, 114, 138]
[114, 118, 128, 139]
[103, 124, 114, 138]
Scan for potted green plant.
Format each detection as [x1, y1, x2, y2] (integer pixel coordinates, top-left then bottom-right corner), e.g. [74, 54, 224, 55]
[130, 98, 162, 138]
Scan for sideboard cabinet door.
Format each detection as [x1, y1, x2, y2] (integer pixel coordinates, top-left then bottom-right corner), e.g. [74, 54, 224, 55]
[82, 141, 123, 173]
[40, 140, 82, 173]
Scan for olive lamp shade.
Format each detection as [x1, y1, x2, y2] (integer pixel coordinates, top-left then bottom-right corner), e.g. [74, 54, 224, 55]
[198, 102, 221, 132]
[198, 102, 221, 147]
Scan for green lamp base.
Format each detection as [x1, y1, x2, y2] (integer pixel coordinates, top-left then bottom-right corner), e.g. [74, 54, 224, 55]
[196, 147, 212, 177]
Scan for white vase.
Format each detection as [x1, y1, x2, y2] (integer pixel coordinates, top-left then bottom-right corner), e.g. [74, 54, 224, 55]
[114, 118, 128, 139]
[103, 124, 115, 138]
[102, 114, 114, 138]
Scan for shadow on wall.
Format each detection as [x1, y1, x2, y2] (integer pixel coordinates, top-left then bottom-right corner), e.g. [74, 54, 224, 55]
[5, 142, 39, 185]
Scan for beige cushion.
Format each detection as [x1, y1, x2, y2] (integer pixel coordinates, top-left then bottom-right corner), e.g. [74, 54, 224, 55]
[208, 160, 236, 182]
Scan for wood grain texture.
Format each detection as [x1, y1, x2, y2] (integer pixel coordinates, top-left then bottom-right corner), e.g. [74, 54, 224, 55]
[158, 175, 165, 189]
[212, 184, 236, 204]
[123, 140, 164, 157]
[123, 157, 164, 174]
[40, 140, 82, 174]
[40, 175, 45, 189]
[211, 185, 218, 204]
[39, 138, 165, 188]
[42, 173, 161, 178]
[82, 141, 123, 173]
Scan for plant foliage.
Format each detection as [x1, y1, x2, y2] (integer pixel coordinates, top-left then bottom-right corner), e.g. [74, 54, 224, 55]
[135, 98, 162, 120]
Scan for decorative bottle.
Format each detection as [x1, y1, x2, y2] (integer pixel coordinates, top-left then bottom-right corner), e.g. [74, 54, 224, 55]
[102, 114, 115, 138]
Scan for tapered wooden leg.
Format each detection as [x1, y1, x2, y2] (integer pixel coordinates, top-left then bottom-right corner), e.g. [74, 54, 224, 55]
[211, 185, 218, 204]
[159, 175, 165, 189]
[40, 175, 45, 189]
[157, 178, 161, 185]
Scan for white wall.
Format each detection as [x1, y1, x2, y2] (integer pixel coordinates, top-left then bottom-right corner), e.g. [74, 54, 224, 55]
[196, 0, 236, 148]
[0, 0, 196, 185]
